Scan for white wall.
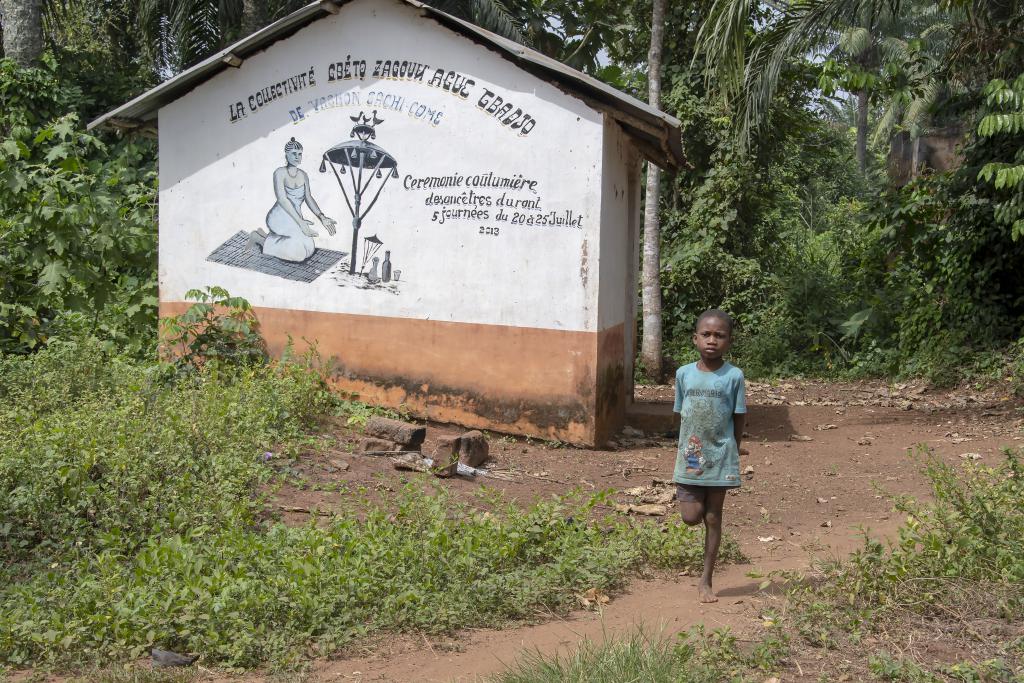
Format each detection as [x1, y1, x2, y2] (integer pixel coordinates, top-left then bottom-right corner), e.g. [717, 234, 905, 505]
[158, 0, 606, 332]
[597, 118, 638, 332]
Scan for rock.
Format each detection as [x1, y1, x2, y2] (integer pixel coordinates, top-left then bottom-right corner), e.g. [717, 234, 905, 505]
[152, 648, 199, 668]
[814, 423, 838, 431]
[457, 430, 490, 467]
[432, 452, 459, 478]
[365, 416, 426, 448]
[821, 519, 832, 528]
[816, 497, 828, 504]
[959, 452, 982, 460]
[327, 458, 350, 472]
[758, 536, 778, 543]
[360, 437, 401, 453]
[391, 453, 429, 473]
[789, 434, 813, 442]
[742, 465, 755, 475]
[614, 503, 668, 516]
[432, 435, 460, 461]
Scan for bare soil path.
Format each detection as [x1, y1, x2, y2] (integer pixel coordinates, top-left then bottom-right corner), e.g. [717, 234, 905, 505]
[265, 379, 1023, 682]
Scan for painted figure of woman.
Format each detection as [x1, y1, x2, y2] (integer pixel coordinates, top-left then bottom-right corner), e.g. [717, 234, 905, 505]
[248, 138, 336, 262]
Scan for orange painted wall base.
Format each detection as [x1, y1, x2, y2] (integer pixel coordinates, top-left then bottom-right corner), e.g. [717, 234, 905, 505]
[161, 303, 627, 445]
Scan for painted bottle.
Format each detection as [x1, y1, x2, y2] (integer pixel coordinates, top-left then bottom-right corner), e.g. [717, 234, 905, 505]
[381, 250, 392, 282]
[367, 256, 380, 283]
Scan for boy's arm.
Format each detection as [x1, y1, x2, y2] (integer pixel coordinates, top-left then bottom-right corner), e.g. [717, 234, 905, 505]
[733, 413, 745, 450]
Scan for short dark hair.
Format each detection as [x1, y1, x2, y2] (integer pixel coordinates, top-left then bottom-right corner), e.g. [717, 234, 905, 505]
[695, 309, 734, 335]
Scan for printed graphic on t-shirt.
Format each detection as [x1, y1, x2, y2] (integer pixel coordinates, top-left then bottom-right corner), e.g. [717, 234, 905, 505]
[684, 435, 705, 475]
[673, 362, 746, 487]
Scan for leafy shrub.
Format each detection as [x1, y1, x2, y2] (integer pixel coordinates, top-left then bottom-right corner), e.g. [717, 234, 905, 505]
[159, 286, 267, 371]
[0, 58, 157, 355]
[0, 341, 727, 669]
[788, 448, 1024, 649]
[0, 338, 333, 569]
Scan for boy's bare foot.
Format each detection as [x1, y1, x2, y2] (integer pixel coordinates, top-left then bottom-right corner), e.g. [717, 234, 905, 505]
[698, 583, 718, 603]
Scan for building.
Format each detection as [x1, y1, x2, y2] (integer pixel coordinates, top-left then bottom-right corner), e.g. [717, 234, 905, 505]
[91, 0, 684, 445]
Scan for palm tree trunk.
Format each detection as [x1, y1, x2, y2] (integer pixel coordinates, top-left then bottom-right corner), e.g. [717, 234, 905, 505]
[241, 0, 261, 37]
[1, 0, 44, 67]
[640, 0, 666, 382]
[856, 89, 869, 173]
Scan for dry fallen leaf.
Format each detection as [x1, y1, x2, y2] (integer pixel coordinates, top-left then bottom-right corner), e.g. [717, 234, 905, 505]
[959, 452, 982, 460]
[816, 497, 828, 504]
[789, 434, 814, 442]
[578, 587, 610, 608]
[743, 465, 755, 475]
[821, 520, 833, 528]
[758, 536, 778, 543]
[815, 423, 838, 431]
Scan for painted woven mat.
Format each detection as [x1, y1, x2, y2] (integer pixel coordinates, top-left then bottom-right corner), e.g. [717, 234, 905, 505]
[206, 231, 346, 283]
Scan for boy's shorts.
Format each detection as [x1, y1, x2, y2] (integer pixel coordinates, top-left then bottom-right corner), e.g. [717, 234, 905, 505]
[676, 483, 736, 503]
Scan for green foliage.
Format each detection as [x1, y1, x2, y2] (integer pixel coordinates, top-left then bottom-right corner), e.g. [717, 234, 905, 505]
[0, 341, 723, 669]
[869, 651, 1018, 682]
[658, 71, 876, 377]
[0, 58, 157, 355]
[787, 448, 1024, 652]
[977, 74, 1024, 240]
[159, 287, 268, 371]
[0, 337, 333, 570]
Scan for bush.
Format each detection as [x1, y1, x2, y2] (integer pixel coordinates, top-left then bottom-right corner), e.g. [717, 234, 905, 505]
[0, 57, 157, 355]
[787, 447, 1024, 650]
[0, 340, 730, 669]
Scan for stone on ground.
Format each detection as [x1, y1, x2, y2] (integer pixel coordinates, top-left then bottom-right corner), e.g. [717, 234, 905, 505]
[457, 430, 490, 467]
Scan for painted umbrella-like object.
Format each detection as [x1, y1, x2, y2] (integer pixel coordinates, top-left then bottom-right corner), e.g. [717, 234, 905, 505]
[319, 111, 399, 275]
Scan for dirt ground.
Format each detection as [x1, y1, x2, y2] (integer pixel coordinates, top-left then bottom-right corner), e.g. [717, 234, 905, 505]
[11, 379, 1023, 683]
[258, 378, 1023, 682]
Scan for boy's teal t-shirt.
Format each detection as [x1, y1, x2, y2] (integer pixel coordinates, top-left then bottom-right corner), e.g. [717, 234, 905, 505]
[672, 362, 747, 487]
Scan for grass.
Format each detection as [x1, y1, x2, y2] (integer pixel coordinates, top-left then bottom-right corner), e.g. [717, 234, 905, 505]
[0, 338, 736, 671]
[491, 625, 789, 682]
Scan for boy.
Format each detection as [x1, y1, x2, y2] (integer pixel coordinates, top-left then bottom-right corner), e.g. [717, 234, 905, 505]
[673, 309, 746, 603]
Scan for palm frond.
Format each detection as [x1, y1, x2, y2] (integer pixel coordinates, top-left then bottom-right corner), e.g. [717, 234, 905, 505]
[697, 0, 904, 151]
[838, 25, 871, 56]
[902, 78, 940, 128]
[877, 34, 909, 61]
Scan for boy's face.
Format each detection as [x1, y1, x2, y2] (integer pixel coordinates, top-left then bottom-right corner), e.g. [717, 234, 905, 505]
[692, 316, 732, 361]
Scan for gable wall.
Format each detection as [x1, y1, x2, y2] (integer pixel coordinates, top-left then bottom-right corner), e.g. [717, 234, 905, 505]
[157, 0, 634, 443]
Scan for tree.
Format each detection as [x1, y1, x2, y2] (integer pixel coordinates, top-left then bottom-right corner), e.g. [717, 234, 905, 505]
[640, 0, 666, 380]
[0, 0, 44, 67]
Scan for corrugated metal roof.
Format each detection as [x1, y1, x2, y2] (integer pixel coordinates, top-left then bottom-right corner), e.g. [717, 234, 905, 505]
[88, 0, 683, 169]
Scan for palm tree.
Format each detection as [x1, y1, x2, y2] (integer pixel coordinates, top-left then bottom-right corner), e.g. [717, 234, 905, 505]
[695, 0, 1017, 152]
[640, 0, 666, 381]
[135, 0, 534, 76]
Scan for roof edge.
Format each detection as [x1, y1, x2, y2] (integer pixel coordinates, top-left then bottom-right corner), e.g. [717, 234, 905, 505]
[88, 0, 683, 168]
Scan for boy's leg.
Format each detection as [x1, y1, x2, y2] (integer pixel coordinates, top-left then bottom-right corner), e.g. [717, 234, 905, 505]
[698, 487, 728, 603]
[676, 485, 706, 526]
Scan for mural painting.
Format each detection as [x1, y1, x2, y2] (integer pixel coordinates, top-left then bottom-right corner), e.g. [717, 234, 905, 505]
[206, 111, 404, 291]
